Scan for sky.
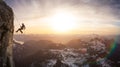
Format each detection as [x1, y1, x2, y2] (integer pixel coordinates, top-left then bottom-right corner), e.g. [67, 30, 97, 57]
[5, 0, 120, 35]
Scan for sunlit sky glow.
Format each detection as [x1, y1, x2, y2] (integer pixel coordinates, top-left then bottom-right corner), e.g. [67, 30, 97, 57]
[5, 0, 120, 35]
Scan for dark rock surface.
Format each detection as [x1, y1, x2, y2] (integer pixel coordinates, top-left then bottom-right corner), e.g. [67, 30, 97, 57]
[0, 0, 14, 67]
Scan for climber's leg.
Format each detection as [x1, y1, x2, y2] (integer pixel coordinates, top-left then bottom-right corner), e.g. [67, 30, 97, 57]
[16, 29, 19, 33]
[20, 30, 23, 33]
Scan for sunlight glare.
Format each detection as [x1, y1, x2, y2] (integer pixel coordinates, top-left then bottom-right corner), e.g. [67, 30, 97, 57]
[50, 11, 77, 33]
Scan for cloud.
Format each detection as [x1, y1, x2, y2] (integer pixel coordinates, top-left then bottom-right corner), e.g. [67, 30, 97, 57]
[4, 0, 120, 34]
[5, 0, 120, 18]
[113, 22, 120, 27]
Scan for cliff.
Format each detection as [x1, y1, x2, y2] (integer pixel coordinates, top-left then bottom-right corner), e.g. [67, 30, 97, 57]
[0, 0, 14, 67]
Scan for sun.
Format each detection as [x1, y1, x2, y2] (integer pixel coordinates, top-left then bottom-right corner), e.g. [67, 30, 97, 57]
[49, 11, 77, 33]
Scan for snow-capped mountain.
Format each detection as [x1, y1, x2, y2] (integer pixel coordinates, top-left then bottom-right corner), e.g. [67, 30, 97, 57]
[13, 35, 120, 67]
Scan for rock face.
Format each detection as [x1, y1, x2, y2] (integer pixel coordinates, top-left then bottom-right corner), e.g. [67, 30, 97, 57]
[0, 0, 14, 67]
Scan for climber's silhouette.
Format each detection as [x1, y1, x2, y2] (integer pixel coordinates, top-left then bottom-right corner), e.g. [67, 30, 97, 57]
[16, 23, 26, 33]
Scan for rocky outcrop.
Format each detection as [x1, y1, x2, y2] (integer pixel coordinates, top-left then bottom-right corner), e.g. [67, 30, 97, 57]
[0, 0, 14, 67]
